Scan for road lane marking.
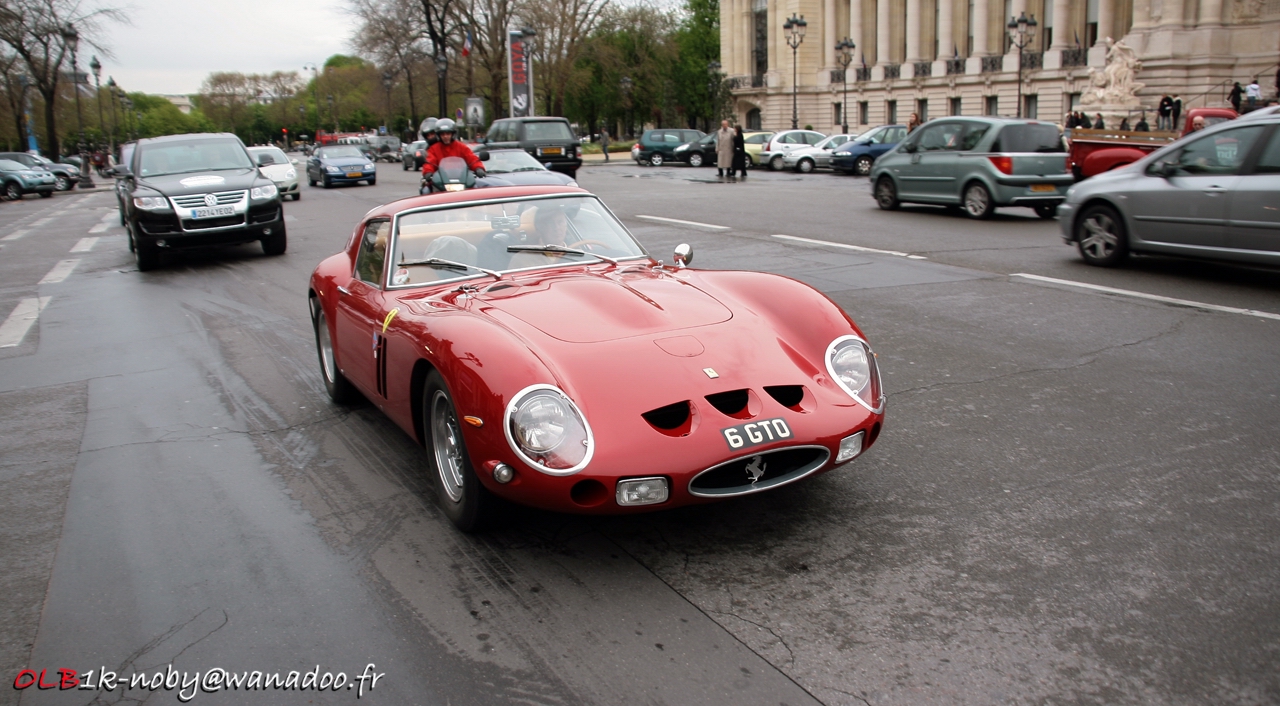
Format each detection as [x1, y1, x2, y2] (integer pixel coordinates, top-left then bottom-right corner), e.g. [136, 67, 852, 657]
[771, 233, 928, 259]
[100, 211, 115, 222]
[1010, 273, 1280, 321]
[88, 222, 111, 233]
[39, 259, 80, 284]
[634, 215, 730, 231]
[70, 237, 99, 252]
[285, 214, 297, 222]
[31, 217, 52, 227]
[2, 229, 29, 241]
[0, 297, 51, 348]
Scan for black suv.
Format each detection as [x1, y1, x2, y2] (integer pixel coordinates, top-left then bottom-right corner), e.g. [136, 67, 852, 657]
[0, 152, 81, 191]
[118, 133, 285, 271]
[481, 117, 582, 177]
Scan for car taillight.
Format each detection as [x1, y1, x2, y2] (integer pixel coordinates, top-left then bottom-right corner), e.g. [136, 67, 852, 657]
[988, 155, 1013, 175]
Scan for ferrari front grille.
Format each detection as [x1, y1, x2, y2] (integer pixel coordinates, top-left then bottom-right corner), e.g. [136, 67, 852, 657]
[688, 446, 830, 497]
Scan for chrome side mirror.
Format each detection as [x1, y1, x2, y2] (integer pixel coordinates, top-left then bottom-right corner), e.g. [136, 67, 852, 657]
[673, 243, 693, 268]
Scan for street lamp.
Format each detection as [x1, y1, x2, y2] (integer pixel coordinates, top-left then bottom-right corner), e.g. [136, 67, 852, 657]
[520, 27, 537, 115]
[89, 55, 106, 153]
[303, 62, 320, 136]
[620, 75, 633, 139]
[783, 14, 807, 130]
[327, 94, 336, 133]
[106, 77, 119, 152]
[382, 71, 393, 131]
[835, 38, 856, 134]
[1006, 12, 1038, 118]
[707, 60, 722, 130]
[434, 53, 448, 118]
[121, 96, 134, 140]
[61, 23, 95, 187]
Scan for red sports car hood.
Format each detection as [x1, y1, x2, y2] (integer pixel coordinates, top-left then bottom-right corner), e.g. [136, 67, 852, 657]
[475, 268, 733, 343]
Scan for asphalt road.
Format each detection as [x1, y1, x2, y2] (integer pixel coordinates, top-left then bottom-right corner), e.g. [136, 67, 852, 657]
[0, 158, 1276, 706]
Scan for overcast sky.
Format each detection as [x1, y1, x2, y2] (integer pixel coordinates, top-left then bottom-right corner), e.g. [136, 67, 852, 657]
[97, 0, 355, 95]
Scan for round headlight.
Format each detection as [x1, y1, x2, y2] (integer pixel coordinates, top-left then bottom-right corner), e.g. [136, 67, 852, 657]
[825, 335, 883, 411]
[505, 385, 593, 474]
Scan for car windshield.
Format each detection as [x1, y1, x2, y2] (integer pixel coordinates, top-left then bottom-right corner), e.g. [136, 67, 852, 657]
[317, 146, 366, 159]
[137, 138, 253, 177]
[251, 148, 290, 165]
[483, 150, 547, 173]
[745, 133, 772, 144]
[993, 124, 1064, 152]
[388, 195, 648, 287]
[0, 160, 26, 171]
[855, 128, 884, 144]
[523, 122, 573, 140]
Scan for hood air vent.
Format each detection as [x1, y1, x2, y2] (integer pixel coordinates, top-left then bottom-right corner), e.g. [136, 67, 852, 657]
[642, 400, 693, 436]
[705, 389, 759, 419]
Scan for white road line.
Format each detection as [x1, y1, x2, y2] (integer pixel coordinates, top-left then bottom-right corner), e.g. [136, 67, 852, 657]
[285, 214, 298, 222]
[39, 259, 80, 284]
[771, 233, 928, 260]
[31, 217, 52, 227]
[99, 210, 115, 222]
[634, 215, 731, 231]
[0, 297, 51, 348]
[1011, 273, 1280, 321]
[70, 237, 99, 252]
[2, 229, 29, 241]
[88, 222, 111, 233]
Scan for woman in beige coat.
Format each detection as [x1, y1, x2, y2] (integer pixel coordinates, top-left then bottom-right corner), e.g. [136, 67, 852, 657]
[715, 120, 735, 177]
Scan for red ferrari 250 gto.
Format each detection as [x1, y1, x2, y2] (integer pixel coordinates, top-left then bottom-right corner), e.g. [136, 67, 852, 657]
[309, 185, 885, 531]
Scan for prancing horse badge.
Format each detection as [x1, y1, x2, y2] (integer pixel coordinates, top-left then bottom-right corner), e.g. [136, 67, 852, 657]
[745, 456, 766, 485]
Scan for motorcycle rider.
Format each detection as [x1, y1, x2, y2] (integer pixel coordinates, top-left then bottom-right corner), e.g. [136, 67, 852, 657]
[421, 118, 485, 180]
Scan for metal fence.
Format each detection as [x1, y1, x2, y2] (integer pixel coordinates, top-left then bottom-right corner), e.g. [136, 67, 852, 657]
[981, 56, 1003, 73]
[884, 63, 901, 79]
[914, 61, 932, 77]
[945, 58, 965, 75]
[1061, 47, 1087, 67]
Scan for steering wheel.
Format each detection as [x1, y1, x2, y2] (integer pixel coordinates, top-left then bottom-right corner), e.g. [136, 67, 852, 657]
[567, 239, 612, 252]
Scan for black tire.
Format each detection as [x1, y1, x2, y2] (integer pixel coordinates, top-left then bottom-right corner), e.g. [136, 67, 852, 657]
[769, 154, 783, 171]
[292, 192, 300, 201]
[1075, 203, 1129, 267]
[367, 178, 376, 186]
[649, 153, 664, 167]
[5, 182, 22, 200]
[308, 174, 316, 186]
[875, 176, 900, 210]
[39, 190, 52, 198]
[134, 242, 160, 271]
[855, 155, 874, 175]
[125, 220, 136, 252]
[688, 153, 704, 168]
[54, 175, 71, 192]
[322, 175, 331, 189]
[402, 162, 409, 171]
[962, 181, 995, 219]
[119, 206, 126, 226]
[261, 225, 287, 255]
[797, 158, 815, 174]
[1035, 204, 1057, 219]
[311, 302, 358, 404]
[423, 370, 495, 532]
[745, 154, 755, 168]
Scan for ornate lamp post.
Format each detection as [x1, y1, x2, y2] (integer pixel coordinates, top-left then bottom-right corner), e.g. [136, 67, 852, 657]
[303, 63, 320, 136]
[1006, 12, 1038, 118]
[327, 94, 337, 132]
[520, 27, 537, 116]
[89, 56, 106, 154]
[835, 38, 856, 133]
[620, 75, 633, 139]
[783, 14, 807, 130]
[61, 23, 94, 187]
[382, 71, 393, 131]
[120, 96, 133, 140]
[106, 77, 119, 152]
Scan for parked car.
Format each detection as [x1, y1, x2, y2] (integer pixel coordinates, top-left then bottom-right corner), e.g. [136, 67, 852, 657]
[758, 130, 827, 171]
[631, 128, 705, 167]
[1059, 113, 1280, 267]
[473, 148, 577, 186]
[1067, 107, 1238, 180]
[306, 145, 377, 188]
[113, 141, 136, 228]
[248, 146, 301, 201]
[0, 159, 56, 199]
[308, 185, 885, 532]
[0, 152, 81, 191]
[481, 117, 583, 177]
[831, 125, 908, 175]
[402, 140, 427, 171]
[118, 132, 285, 271]
[742, 131, 774, 167]
[870, 117, 1073, 219]
[782, 134, 859, 172]
[673, 133, 718, 167]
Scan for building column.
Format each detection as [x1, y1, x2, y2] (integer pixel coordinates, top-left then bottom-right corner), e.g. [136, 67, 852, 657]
[825, 0, 838, 68]
[1051, 0, 1071, 48]
[1096, 0, 1114, 42]
[1198, 0, 1223, 24]
[877, 0, 892, 63]
[937, 0, 954, 57]
[1159, 0, 1185, 27]
[972, 0, 990, 55]
[906, 0, 923, 60]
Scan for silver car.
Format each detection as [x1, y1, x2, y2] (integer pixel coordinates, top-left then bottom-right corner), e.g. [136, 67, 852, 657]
[1058, 113, 1280, 267]
[782, 133, 859, 172]
[248, 146, 301, 201]
[759, 129, 827, 171]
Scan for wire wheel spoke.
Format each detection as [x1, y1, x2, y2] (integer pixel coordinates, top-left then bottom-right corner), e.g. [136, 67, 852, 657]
[431, 391, 466, 503]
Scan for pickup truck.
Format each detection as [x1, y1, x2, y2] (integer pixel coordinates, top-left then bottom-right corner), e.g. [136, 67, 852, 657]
[1067, 107, 1238, 180]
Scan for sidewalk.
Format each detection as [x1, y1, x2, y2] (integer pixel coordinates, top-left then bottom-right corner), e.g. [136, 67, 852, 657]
[580, 151, 632, 165]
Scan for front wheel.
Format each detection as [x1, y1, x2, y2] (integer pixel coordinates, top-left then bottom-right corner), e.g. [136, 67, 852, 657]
[875, 177, 900, 210]
[367, 178, 376, 186]
[855, 156, 874, 176]
[261, 225, 287, 255]
[963, 182, 995, 219]
[5, 182, 22, 200]
[134, 241, 160, 271]
[322, 175, 331, 189]
[1076, 204, 1129, 267]
[1035, 204, 1057, 220]
[424, 370, 496, 532]
[688, 153, 704, 168]
[54, 175, 71, 192]
[292, 192, 301, 201]
[769, 155, 784, 171]
[649, 153, 664, 167]
[797, 158, 815, 174]
[312, 302, 358, 404]
[39, 191, 52, 198]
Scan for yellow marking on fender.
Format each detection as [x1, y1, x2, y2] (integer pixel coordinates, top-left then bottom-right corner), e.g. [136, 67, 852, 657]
[382, 308, 400, 333]
[463, 416, 484, 427]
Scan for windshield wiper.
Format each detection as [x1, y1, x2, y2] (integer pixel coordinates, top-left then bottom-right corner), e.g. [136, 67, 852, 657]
[397, 257, 503, 280]
[511, 167, 545, 172]
[507, 244, 618, 265]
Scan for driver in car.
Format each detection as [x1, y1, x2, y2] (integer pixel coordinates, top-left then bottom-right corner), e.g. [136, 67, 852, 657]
[421, 118, 485, 179]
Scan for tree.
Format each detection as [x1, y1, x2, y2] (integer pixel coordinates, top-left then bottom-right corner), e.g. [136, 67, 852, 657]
[351, 0, 427, 131]
[671, 0, 720, 130]
[519, 0, 610, 117]
[457, 0, 518, 121]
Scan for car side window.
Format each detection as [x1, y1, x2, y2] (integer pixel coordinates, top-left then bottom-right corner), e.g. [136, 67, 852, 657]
[958, 123, 991, 151]
[804, 132, 824, 145]
[1169, 126, 1266, 176]
[665, 132, 682, 144]
[1248, 128, 1280, 174]
[918, 123, 966, 151]
[354, 219, 391, 285]
[782, 133, 802, 144]
[684, 131, 702, 142]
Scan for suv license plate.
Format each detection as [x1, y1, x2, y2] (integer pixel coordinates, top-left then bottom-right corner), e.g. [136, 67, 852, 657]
[346, 171, 362, 177]
[540, 147, 562, 156]
[192, 206, 235, 219]
[1029, 184, 1057, 193]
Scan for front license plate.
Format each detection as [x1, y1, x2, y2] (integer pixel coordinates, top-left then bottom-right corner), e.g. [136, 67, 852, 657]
[1029, 183, 1057, 193]
[191, 206, 235, 219]
[540, 147, 562, 156]
[722, 417, 793, 450]
[346, 171, 362, 178]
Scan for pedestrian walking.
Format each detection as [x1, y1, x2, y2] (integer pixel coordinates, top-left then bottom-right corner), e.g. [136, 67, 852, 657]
[1157, 94, 1173, 130]
[731, 125, 747, 180]
[1246, 79, 1261, 109]
[600, 129, 610, 163]
[1229, 82, 1244, 112]
[1171, 94, 1183, 129]
[715, 119, 734, 178]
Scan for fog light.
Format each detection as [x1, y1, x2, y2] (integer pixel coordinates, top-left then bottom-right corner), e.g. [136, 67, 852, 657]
[263, 227, 272, 235]
[493, 463, 514, 484]
[616, 477, 668, 506]
[836, 431, 864, 464]
[156, 239, 166, 247]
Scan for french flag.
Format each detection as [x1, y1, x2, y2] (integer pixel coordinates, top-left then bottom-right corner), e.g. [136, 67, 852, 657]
[462, 31, 472, 57]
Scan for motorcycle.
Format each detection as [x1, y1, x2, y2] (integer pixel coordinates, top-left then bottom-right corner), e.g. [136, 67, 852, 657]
[420, 156, 480, 194]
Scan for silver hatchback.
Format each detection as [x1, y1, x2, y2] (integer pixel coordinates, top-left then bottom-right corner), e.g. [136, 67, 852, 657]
[1058, 115, 1280, 267]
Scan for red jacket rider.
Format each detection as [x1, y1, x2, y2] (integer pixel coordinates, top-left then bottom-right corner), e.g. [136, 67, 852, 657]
[421, 120, 483, 176]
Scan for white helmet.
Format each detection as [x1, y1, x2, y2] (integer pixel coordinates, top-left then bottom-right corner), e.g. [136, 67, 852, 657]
[436, 118, 457, 134]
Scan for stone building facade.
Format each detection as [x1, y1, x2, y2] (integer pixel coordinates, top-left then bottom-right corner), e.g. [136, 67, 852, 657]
[722, 0, 1280, 131]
